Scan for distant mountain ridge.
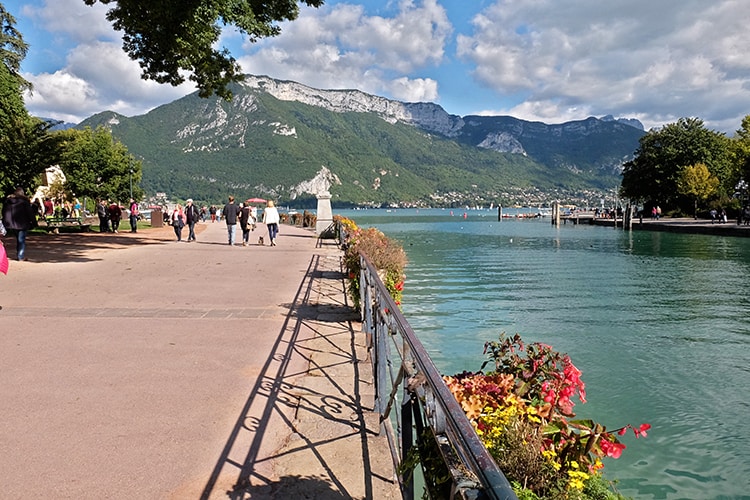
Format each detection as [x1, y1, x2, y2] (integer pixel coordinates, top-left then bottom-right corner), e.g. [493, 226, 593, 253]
[76, 75, 645, 207]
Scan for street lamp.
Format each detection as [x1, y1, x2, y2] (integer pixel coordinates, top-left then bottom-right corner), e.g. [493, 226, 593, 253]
[129, 167, 133, 200]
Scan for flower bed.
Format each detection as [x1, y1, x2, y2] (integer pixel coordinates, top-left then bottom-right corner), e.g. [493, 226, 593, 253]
[445, 334, 649, 499]
[338, 215, 406, 308]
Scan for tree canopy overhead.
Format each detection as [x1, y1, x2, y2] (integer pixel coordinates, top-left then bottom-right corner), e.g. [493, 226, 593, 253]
[83, 0, 325, 99]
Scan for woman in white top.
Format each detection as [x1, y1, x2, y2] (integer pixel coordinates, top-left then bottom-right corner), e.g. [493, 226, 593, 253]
[262, 200, 280, 246]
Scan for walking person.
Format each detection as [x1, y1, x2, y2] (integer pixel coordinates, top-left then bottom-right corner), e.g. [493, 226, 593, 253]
[128, 198, 139, 232]
[262, 200, 280, 246]
[209, 205, 217, 223]
[240, 202, 253, 246]
[185, 199, 200, 242]
[171, 204, 185, 241]
[2, 187, 36, 261]
[108, 201, 122, 233]
[223, 196, 240, 245]
[97, 199, 109, 232]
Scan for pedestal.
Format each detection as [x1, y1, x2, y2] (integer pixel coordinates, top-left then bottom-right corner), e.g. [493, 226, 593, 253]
[315, 193, 333, 236]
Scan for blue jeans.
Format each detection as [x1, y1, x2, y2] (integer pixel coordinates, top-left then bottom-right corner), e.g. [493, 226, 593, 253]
[267, 223, 279, 241]
[227, 224, 236, 245]
[15, 229, 27, 260]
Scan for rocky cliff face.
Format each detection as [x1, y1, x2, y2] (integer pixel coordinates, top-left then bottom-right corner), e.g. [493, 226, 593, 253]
[240, 75, 643, 158]
[242, 75, 466, 137]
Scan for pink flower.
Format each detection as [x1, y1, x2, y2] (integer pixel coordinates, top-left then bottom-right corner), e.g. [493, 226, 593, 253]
[600, 439, 626, 459]
[635, 423, 651, 438]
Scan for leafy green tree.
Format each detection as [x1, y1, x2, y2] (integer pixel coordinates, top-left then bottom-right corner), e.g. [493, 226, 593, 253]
[621, 117, 732, 211]
[56, 126, 144, 203]
[82, 0, 324, 99]
[676, 163, 719, 218]
[730, 115, 750, 182]
[0, 113, 61, 196]
[0, 2, 30, 91]
[0, 5, 56, 195]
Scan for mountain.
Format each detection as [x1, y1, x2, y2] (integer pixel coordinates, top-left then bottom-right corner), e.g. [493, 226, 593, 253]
[78, 75, 645, 207]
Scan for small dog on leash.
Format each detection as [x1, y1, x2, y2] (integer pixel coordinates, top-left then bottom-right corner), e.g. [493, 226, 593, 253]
[258, 236, 265, 245]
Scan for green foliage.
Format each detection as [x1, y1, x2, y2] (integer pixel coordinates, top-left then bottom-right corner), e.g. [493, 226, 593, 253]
[0, 10, 54, 195]
[56, 126, 144, 202]
[732, 115, 750, 182]
[0, 3, 30, 91]
[676, 163, 719, 216]
[83, 0, 324, 99]
[621, 118, 733, 210]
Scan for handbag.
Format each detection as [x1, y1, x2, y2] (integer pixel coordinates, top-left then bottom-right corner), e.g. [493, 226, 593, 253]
[0, 241, 8, 275]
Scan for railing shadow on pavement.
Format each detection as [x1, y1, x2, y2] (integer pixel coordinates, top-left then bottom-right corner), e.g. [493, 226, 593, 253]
[200, 254, 387, 500]
[358, 252, 518, 500]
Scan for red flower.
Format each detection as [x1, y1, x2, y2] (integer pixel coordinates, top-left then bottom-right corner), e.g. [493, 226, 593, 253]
[635, 423, 651, 438]
[600, 439, 626, 459]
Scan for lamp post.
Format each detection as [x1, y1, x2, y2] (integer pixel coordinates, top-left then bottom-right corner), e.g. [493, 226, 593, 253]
[129, 167, 133, 201]
[735, 179, 747, 225]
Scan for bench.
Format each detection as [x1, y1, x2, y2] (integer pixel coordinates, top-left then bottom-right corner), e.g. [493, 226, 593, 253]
[43, 217, 92, 233]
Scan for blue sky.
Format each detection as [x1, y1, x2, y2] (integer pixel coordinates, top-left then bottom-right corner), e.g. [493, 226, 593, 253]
[10, 0, 750, 133]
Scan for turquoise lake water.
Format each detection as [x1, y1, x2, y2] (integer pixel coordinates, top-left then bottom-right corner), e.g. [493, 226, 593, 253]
[338, 208, 750, 500]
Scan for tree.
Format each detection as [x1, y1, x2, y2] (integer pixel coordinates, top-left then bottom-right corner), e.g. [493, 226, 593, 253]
[0, 61, 60, 195]
[676, 163, 719, 218]
[620, 117, 732, 212]
[56, 126, 143, 203]
[730, 115, 750, 182]
[0, 114, 61, 196]
[82, 0, 324, 99]
[0, 5, 59, 195]
[0, 2, 30, 91]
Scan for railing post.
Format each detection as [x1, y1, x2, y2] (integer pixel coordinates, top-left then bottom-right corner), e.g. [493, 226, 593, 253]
[401, 396, 414, 500]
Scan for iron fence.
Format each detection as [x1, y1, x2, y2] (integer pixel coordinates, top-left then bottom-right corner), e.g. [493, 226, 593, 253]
[357, 253, 517, 500]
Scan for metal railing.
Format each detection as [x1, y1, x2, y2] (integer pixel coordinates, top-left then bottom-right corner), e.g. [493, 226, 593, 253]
[358, 253, 518, 500]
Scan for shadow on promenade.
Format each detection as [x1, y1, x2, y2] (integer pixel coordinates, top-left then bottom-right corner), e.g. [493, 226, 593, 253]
[3, 230, 173, 263]
[200, 254, 396, 499]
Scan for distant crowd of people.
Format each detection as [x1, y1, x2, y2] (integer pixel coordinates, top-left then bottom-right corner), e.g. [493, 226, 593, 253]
[1, 188, 284, 264]
[169, 196, 279, 246]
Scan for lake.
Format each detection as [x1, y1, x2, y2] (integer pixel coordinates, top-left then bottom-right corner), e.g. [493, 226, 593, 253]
[337, 207, 750, 500]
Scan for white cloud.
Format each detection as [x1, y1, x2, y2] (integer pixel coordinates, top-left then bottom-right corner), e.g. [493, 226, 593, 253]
[457, 0, 750, 131]
[237, 0, 451, 101]
[22, 0, 114, 43]
[17, 0, 750, 132]
[24, 40, 194, 122]
[22, 1, 195, 123]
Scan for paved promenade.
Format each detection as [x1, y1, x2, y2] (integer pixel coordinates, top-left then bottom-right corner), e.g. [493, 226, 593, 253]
[0, 222, 399, 499]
